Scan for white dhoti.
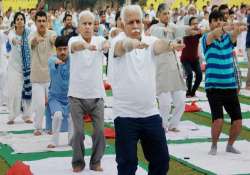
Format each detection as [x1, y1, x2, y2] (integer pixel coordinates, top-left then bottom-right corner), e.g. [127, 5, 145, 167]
[158, 90, 186, 130]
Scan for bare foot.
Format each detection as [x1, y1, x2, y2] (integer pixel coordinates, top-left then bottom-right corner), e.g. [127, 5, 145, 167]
[33, 130, 42, 136]
[47, 131, 53, 135]
[24, 120, 33, 124]
[90, 164, 103, 172]
[73, 166, 84, 173]
[168, 128, 180, 132]
[47, 144, 56, 148]
[7, 121, 14, 125]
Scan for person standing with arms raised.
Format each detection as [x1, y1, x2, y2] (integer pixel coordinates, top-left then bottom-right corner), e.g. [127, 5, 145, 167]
[29, 11, 57, 136]
[68, 10, 109, 173]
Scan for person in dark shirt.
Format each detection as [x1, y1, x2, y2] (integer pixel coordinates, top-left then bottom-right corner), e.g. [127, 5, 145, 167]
[181, 17, 203, 97]
[61, 14, 78, 39]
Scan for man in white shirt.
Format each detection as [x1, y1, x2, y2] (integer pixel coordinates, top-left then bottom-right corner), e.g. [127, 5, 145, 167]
[27, 8, 37, 33]
[110, 5, 183, 175]
[68, 10, 109, 173]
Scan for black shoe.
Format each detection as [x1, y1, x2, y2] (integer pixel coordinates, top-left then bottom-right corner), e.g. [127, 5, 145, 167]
[186, 91, 192, 98]
[190, 91, 196, 97]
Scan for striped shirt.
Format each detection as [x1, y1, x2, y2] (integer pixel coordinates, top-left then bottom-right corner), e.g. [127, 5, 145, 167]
[201, 33, 237, 89]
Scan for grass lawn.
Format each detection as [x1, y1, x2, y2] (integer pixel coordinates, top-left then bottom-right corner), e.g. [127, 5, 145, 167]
[0, 158, 9, 175]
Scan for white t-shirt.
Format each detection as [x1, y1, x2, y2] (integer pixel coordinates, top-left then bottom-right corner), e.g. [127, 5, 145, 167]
[68, 35, 106, 99]
[110, 34, 159, 118]
[107, 31, 125, 85]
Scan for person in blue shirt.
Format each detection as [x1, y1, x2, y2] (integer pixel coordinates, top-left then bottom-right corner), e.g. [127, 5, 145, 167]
[46, 36, 72, 148]
[201, 10, 247, 155]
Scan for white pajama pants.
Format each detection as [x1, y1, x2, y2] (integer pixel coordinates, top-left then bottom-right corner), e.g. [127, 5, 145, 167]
[50, 111, 73, 146]
[158, 90, 185, 129]
[237, 31, 247, 60]
[0, 56, 8, 106]
[32, 82, 49, 131]
[7, 66, 32, 121]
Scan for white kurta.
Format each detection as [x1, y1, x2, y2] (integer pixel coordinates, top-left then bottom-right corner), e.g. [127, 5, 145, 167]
[7, 30, 32, 121]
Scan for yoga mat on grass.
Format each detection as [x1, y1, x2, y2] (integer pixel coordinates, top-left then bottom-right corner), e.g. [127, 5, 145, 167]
[241, 70, 247, 78]
[240, 89, 250, 97]
[0, 142, 115, 166]
[166, 121, 228, 142]
[242, 119, 250, 129]
[196, 101, 250, 114]
[104, 96, 113, 107]
[0, 133, 92, 153]
[26, 155, 148, 175]
[184, 91, 208, 102]
[0, 113, 41, 132]
[0, 105, 8, 113]
[225, 118, 250, 130]
[104, 108, 115, 123]
[191, 111, 250, 132]
[168, 140, 250, 175]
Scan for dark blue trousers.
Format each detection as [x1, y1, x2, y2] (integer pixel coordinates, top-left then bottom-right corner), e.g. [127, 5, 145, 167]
[114, 115, 169, 175]
[182, 60, 202, 96]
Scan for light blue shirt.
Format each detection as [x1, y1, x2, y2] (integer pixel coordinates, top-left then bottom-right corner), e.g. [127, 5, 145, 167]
[48, 55, 70, 101]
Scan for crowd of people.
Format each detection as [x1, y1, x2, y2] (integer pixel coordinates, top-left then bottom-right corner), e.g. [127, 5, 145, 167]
[0, 1, 249, 174]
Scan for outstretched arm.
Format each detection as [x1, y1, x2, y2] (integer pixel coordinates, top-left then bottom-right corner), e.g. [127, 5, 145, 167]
[153, 39, 185, 56]
[114, 38, 148, 58]
[71, 41, 97, 53]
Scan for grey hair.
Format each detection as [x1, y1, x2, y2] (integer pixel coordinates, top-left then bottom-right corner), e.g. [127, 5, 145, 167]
[121, 5, 143, 23]
[78, 10, 95, 22]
